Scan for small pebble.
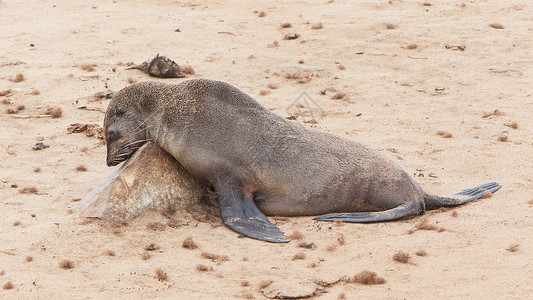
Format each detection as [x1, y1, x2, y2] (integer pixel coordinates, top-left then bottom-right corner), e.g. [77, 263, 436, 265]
[32, 142, 49, 150]
[145, 243, 159, 251]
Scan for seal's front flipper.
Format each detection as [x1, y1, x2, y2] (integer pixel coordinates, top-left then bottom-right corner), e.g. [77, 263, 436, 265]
[313, 202, 419, 223]
[217, 189, 289, 243]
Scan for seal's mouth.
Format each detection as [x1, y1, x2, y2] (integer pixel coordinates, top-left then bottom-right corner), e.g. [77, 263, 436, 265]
[106, 140, 147, 166]
[106, 152, 134, 166]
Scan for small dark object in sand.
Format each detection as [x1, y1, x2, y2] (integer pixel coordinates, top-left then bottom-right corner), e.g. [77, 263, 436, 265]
[2, 281, 14, 290]
[292, 252, 306, 260]
[44, 107, 63, 118]
[196, 264, 211, 272]
[182, 236, 198, 249]
[147, 222, 165, 231]
[75, 165, 88, 172]
[10, 73, 24, 82]
[351, 270, 386, 285]
[504, 121, 518, 129]
[288, 231, 303, 240]
[145, 243, 159, 251]
[201, 252, 229, 263]
[507, 244, 519, 252]
[127, 54, 185, 78]
[32, 142, 49, 150]
[93, 90, 115, 100]
[393, 251, 411, 264]
[298, 242, 316, 249]
[498, 135, 508, 142]
[284, 33, 300, 40]
[59, 260, 75, 269]
[20, 187, 38, 194]
[155, 268, 168, 281]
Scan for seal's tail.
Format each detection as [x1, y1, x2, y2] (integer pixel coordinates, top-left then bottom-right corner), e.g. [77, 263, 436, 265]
[424, 182, 502, 210]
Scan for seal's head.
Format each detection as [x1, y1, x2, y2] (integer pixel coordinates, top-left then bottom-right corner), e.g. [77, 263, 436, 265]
[104, 102, 147, 166]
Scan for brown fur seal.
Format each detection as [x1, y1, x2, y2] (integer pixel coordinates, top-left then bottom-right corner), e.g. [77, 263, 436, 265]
[104, 79, 501, 243]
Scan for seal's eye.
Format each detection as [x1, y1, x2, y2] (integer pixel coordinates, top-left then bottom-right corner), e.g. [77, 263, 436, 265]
[107, 130, 119, 143]
[112, 105, 126, 116]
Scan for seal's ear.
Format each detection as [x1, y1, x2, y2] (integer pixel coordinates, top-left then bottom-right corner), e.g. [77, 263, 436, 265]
[110, 105, 126, 117]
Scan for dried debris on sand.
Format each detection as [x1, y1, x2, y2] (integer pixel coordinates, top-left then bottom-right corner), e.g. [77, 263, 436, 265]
[489, 23, 504, 29]
[0, 89, 12, 97]
[59, 260, 75, 269]
[504, 121, 518, 129]
[506, 244, 519, 252]
[127, 54, 188, 78]
[201, 252, 230, 263]
[67, 123, 105, 140]
[436, 130, 453, 138]
[2, 281, 14, 290]
[155, 268, 168, 281]
[482, 109, 505, 118]
[408, 218, 446, 234]
[182, 236, 198, 249]
[349, 270, 386, 285]
[287, 231, 303, 240]
[196, 264, 212, 272]
[10, 73, 25, 82]
[393, 251, 411, 264]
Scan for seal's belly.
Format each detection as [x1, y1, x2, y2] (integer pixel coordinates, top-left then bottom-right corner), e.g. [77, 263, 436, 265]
[255, 193, 388, 217]
[252, 173, 402, 217]
[254, 194, 307, 216]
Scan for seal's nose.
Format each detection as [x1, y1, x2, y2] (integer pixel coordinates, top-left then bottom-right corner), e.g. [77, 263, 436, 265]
[106, 156, 113, 167]
[106, 151, 116, 167]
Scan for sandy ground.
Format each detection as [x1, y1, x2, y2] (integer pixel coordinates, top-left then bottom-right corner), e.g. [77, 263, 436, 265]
[1, 0, 532, 298]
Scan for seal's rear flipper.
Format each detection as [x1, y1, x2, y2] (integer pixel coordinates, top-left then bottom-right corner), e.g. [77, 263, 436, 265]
[312, 202, 419, 223]
[452, 182, 501, 200]
[425, 182, 501, 210]
[218, 190, 289, 243]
